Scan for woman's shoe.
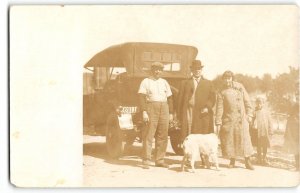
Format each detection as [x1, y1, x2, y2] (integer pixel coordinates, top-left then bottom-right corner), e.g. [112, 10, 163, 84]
[262, 158, 269, 166]
[245, 157, 255, 170]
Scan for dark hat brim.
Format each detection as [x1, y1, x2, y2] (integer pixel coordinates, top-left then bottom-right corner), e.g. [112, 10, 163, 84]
[190, 60, 204, 69]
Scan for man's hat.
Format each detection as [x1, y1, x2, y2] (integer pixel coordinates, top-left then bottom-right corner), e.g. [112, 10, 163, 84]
[190, 60, 204, 69]
[151, 62, 164, 69]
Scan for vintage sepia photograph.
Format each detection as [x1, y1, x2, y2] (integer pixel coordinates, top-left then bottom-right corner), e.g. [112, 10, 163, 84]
[10, 5, 299, 188]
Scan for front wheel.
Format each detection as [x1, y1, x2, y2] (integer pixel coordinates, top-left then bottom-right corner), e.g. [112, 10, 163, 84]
[105, 113, 125, 158]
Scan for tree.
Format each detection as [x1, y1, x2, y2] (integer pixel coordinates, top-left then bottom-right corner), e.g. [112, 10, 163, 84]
[212, 73, 260, 93]
[261, 73, 273, 93]
[212, 67, 299, 114]
[268, 66, 299, 113]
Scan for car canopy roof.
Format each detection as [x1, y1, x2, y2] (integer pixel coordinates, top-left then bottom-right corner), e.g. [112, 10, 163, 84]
[84, 42, 198, 78]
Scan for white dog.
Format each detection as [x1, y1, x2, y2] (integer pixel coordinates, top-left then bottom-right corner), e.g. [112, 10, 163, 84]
[181, 133, 219, 172]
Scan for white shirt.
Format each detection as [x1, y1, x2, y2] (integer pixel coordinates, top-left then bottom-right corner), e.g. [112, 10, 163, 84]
[138, 77, 172, 102]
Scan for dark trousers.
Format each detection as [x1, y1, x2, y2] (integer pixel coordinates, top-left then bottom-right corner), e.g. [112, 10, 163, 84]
[142, 102, 169, 164]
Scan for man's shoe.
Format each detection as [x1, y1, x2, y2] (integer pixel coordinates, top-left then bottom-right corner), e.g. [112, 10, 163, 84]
[245, 163, 255, 170]
[185, 161, 192, 167]
[142, 164, 150, 169]
[155, 162, 169, 168]
[142, 160, 150, 169]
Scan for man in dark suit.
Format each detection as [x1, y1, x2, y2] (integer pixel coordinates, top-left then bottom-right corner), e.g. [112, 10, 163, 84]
[177, 60, 216, 143]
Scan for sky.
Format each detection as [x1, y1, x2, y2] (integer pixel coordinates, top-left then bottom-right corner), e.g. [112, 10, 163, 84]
[10, 5, 299, 80]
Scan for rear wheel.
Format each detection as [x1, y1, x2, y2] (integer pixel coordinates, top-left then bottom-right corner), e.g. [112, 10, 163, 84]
[169, 129, 184, 155]
[105, 113, 125, 158]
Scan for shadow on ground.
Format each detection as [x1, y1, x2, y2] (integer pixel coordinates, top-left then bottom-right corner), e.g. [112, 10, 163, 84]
[83, 142, 144, 168]
[83, 132, 297, 172]
[167, 160, 230, 172]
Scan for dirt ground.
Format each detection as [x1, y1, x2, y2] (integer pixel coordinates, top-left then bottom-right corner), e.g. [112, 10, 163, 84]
[83, 130, 299, 188]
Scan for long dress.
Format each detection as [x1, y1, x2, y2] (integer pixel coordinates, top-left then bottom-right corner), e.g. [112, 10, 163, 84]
[215, 81, 254, 158]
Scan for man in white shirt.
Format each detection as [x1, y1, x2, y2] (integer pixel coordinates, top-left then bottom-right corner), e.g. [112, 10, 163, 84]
[138, 62, 173, 169]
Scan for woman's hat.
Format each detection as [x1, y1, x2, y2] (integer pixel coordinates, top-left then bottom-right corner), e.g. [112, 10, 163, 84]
[222, 71, 234, 79]
[256, 96, 265, 103]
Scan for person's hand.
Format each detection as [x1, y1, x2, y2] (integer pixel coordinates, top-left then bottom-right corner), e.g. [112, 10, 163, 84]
[169, 114, 174, 122]
[143, 111, 149, 123]
[247, 116, 253, 123]
[201, 108, 208, 114]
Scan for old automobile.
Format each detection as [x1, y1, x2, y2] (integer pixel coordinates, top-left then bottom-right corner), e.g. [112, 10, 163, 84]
[83, 42, 198, 158]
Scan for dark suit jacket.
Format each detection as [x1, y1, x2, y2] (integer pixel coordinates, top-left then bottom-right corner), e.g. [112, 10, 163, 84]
[177, 77, 216, 141]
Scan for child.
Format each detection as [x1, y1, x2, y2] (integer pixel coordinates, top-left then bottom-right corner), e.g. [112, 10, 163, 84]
[252, 97, 273, 165]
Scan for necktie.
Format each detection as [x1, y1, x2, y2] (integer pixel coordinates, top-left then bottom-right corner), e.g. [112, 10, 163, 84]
[195, 78, 200, 85]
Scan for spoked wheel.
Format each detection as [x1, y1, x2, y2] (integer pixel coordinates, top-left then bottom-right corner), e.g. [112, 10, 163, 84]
[169, 129, 184, 155]
[105, 113, 125, 159]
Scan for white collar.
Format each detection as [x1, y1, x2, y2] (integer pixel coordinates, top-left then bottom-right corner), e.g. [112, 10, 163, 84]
[193, 76, 201, 81]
